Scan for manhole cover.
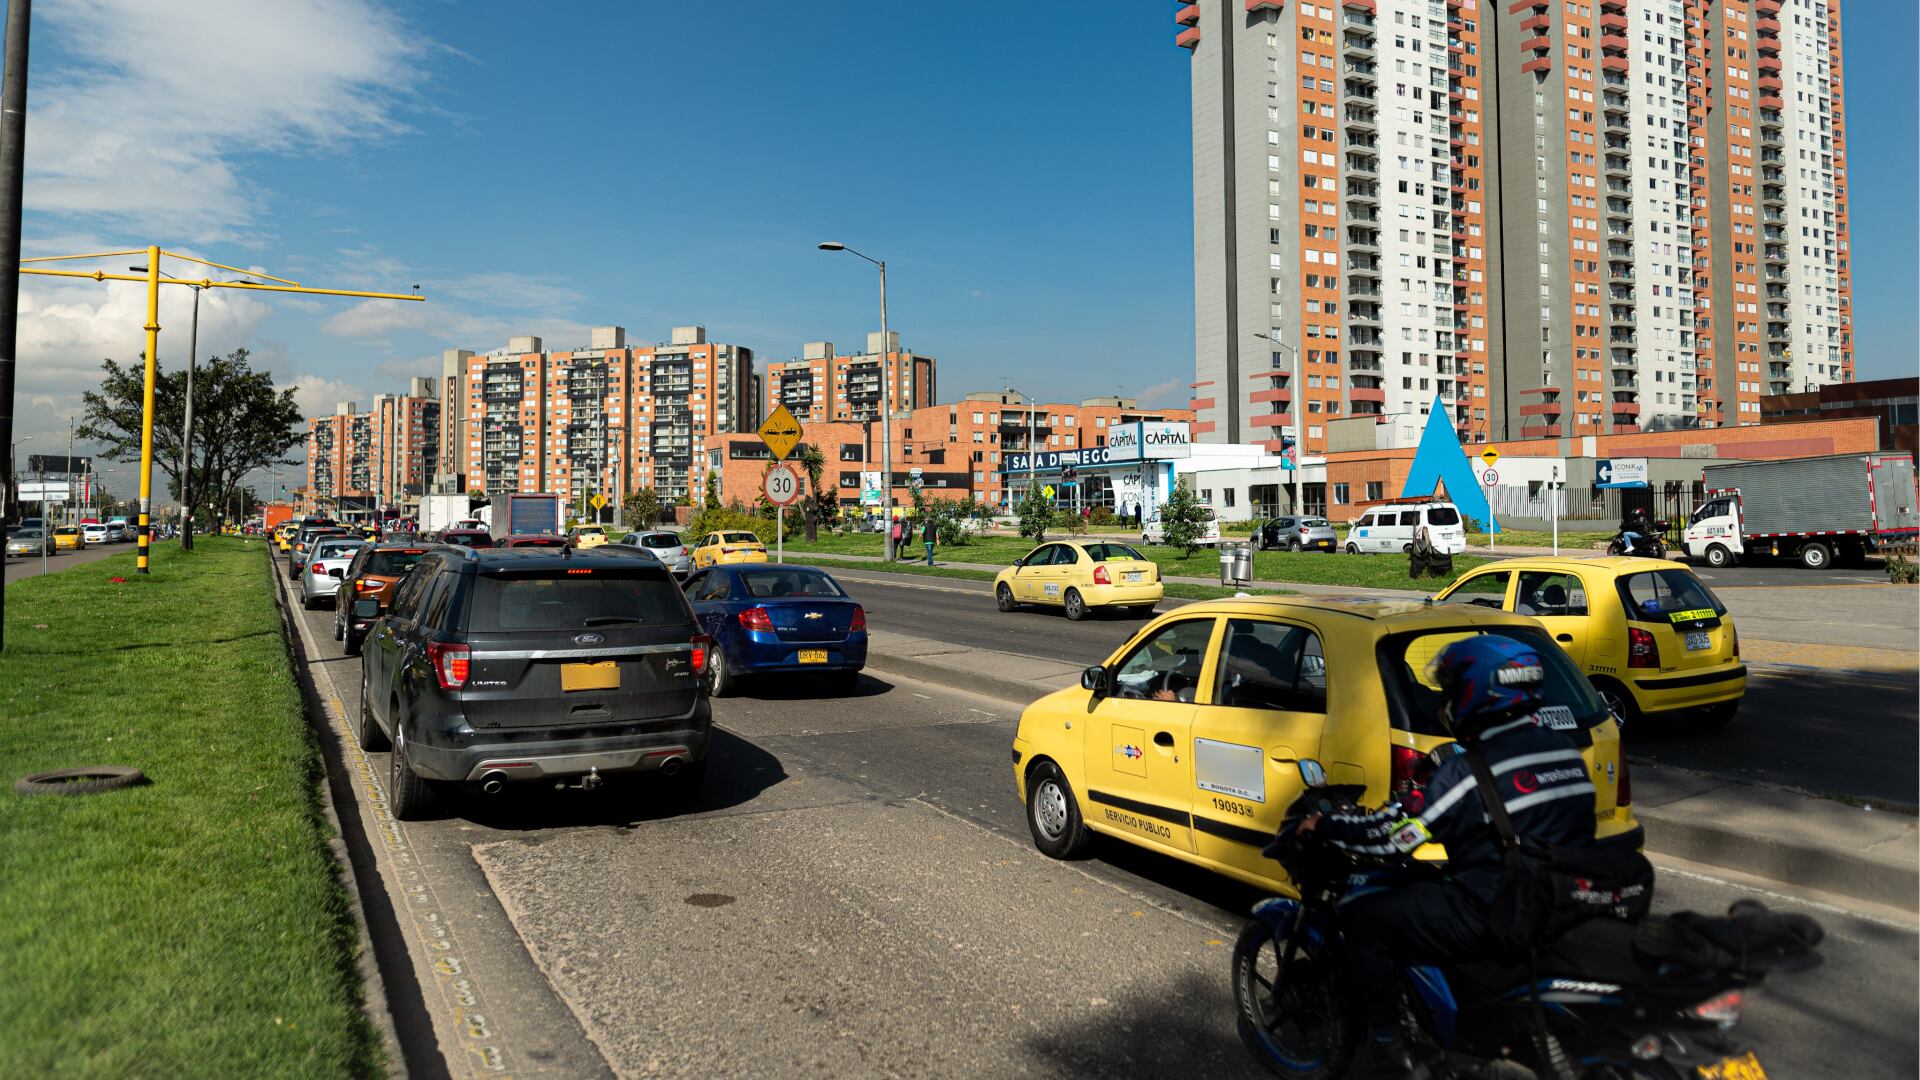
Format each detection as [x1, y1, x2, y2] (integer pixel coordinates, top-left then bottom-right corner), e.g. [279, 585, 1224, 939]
[684, 893, 735, 908]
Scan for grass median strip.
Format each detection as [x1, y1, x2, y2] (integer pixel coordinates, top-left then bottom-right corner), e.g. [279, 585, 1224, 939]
[0, 538, 381, 1077]
[779, 532, 1486, 591]
[781, 549, 1293, 601]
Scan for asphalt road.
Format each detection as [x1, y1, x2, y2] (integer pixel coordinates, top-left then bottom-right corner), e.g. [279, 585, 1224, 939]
[825, 568, 1920, 807]
[279, 569, 1918, 1079]
[2, 539, 142, 583]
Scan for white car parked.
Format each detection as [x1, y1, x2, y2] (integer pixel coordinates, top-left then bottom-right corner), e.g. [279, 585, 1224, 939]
[81, 523, 110, 545]
[1142, 505, 1221, 547]
[1345, 500, 1467, 555]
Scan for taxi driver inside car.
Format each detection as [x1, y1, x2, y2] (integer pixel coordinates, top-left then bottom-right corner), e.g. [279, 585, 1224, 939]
[1010, 596, 1636, 896]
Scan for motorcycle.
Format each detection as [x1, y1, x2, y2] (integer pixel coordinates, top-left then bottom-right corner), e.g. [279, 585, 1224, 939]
[1231, 759, 1822, 1079]
[1607, 521, 1670, 559]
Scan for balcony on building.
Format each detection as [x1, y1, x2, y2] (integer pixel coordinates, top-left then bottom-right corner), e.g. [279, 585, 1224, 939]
[1176, 3, 1199, 26]
[1346, 278, 1382, 297]
[1344, 30, 1376, 57]
[1175, 26, 1200, 49]
[1249, 386, 1292, 406]
[1343, 79, 1377, 100]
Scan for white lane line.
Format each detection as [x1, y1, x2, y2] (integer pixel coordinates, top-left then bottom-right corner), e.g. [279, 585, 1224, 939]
[279, 576, 517, 1077]
[1652, 860, 1918, 936]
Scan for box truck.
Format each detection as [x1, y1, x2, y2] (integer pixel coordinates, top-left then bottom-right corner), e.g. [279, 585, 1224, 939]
[419, 493, 469, 537]
[498, 493, 563, 538]
[1683, 452, 1918, 569]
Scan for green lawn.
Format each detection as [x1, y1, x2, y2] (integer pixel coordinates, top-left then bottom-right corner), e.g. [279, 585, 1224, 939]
[779, 532, 1488, 591]
[0, 539, 381, 1077]
[785, 549, 1290, 601]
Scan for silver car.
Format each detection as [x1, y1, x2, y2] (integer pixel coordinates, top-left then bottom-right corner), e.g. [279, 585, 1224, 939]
[5, 527, 54, 557]
[299, 537, 366, 609]
[1256, 515, 1339, 553]
[616, 530, 693, 577]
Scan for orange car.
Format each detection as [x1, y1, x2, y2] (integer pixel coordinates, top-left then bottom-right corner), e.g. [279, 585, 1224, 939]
[332, 543, 433, 654]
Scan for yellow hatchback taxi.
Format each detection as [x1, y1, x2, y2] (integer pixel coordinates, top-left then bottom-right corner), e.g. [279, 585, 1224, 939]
[1433, 556, 1744, 729]
[1011, 597, 1639, 894]
[691, 530, 769, 569]
[567, 525, 609, 549]
[52, 526, 83, 551]
[994, 540, 1163, 621]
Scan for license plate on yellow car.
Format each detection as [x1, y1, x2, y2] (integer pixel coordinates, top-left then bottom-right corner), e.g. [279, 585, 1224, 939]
[561, 661, 620, 692]
[1125, 571, 1143, 583]
[1697, 1052, 1767, 1079]
[798, 649, 828, 664]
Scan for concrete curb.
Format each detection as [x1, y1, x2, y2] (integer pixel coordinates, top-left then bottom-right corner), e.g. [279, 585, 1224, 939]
[862, 642, 1920, 914]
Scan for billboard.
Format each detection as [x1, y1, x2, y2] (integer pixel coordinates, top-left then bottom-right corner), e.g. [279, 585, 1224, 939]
[25, 454, 91, 477]
[1104, 422, 1192, 460]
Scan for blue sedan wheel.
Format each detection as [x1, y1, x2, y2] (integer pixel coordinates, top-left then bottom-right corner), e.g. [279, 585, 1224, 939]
[706, 645, 736, 698]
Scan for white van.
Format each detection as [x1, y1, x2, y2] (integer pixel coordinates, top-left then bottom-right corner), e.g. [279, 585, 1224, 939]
[1142, 505, 1221, 547]
[1345, 500, 1467, 555]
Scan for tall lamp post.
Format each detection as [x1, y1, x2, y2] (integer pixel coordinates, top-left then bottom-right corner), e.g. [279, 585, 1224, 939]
[1254, 331, 1304, 516]
[818, 241, 894, 559]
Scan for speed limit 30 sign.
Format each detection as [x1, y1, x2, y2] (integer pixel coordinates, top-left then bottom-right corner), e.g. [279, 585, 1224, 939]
[764, 462, 804, 507]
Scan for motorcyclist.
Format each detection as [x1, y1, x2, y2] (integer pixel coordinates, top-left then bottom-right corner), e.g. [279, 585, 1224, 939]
[1297, 635, 1599, 1079]
[1618, 505, 1653, 555]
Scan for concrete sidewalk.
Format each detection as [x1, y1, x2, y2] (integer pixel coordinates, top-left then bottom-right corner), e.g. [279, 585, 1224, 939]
[860, 631, 1919, 912]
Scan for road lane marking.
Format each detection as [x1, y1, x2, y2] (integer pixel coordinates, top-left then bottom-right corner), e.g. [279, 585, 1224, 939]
[278, 573, 519, 1078]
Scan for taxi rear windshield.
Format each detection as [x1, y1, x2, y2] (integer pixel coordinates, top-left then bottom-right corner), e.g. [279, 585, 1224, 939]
[1616, 569, 1724, 622]
[721, 532, 760, 544]
[365, 550, 428, 575]
[1082, 543, 1147, 562]
[469, 571, 685, 631]
[1377, 625, 1606, 737]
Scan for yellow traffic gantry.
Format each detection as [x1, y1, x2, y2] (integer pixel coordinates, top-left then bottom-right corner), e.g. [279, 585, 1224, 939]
[19, 247, 424, 573]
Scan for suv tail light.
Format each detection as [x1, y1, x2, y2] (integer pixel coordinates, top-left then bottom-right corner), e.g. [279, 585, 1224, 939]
[1627, 626, 1660, 669]
[1092, 565, 1111, 586]
[690, 634, 712, 675]
[849, 606, 867, 633]
[738, 607, 775, 633]
[427, 641, 470, 690]
[1616, 753, 1632, 806]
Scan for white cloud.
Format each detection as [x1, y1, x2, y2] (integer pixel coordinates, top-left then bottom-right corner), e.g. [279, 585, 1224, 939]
[1137, 377, 1188, 409]
[285, 374, 370, 419]
[28, 0, 429, 240]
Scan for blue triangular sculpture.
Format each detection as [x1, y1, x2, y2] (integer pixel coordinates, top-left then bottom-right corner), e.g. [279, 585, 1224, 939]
[1400, 396, 1498, 534]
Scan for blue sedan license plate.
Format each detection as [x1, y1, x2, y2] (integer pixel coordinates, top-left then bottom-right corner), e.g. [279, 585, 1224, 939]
[798, 649, 828, 664]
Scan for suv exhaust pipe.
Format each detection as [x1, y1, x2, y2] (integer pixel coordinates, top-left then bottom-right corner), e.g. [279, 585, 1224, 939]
[658, 756, 684, 777]
[479, 770, 509, 795]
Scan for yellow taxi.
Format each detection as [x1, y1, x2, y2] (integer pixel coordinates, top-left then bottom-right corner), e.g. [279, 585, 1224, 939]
[1432, 556, 1744, 728]
[567, 525, 609, 549]
[690, 530, 769, 569]
[52, 525, 83, 551]
[275, 524, 297, 552]
[994, 540, 1163, 621]
[1011, 596, 1639, 893]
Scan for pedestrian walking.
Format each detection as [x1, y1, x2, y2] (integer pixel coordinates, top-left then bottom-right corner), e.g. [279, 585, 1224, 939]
[922, 516, 937, 566]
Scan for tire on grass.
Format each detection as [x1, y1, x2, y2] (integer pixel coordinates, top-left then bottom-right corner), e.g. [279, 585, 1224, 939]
[13, 766, 146, 796]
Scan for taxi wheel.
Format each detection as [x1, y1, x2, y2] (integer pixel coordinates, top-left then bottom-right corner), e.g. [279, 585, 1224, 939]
[1062, 588, 1088, 621]
[996, 583, 1018, 612]
[1593, 679, 1641, 727]
[1025, 761, 1091, 859]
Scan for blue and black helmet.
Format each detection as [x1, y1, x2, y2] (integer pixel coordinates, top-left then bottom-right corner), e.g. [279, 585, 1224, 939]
[1426, 634, 1547, 740]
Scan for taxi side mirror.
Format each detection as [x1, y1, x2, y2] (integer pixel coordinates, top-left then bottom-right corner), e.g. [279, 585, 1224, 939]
[1012, 557, 1025, 568]
[1081, 665, 1107, 697]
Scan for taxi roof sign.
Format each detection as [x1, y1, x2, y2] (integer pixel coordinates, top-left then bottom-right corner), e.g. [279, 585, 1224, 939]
[758, 404, 804, 461]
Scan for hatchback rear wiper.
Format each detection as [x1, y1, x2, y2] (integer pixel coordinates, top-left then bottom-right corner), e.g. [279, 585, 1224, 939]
[581, 615, 644, 626]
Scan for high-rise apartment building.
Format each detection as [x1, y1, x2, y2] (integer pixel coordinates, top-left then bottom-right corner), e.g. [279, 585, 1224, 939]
[304, 386, 439, 515]
[1175, 0, 1847, 446]
[762, 332, 936, 425]
[437, 326, 756, 508]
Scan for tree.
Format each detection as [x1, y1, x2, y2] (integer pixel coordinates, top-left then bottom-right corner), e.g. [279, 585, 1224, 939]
[1160, 476, 1209, 557]
[622, 488, 662, 531]
[77, 347, 302, 548]
[1016, 481, 1054, 542]
[795, 443, 831, 542]
[702, 470, 722, 512]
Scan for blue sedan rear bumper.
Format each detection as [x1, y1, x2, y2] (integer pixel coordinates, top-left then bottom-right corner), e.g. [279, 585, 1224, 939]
[728, 630, 868, 675]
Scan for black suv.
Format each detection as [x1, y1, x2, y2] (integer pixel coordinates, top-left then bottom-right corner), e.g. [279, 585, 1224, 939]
[357, 545, 713, 818]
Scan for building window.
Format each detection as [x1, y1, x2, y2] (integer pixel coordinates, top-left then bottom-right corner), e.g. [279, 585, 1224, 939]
[1333, 482, 1350, 505]
[1365, 481, 1384, 501]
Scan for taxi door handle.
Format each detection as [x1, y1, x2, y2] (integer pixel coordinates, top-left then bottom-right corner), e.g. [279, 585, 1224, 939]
[1153, 731, 1175, 748]
[1556, 633, 1574, 643]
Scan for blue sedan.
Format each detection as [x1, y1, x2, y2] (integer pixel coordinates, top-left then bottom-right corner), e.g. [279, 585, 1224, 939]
[683, 564, 868, 696]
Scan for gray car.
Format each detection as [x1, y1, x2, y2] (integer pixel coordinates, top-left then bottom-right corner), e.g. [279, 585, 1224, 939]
[299, 537, 367, 608]
[357, 546, 712, 819]
[1255, 515, 1339, 553]
[5, 527, 54, 557]
[616, 530, 693, 577]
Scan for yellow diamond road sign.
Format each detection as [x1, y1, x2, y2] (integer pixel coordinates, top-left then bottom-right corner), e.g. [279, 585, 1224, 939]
[1042, 484, 1056, 499]
[1480, 448, 1501, 468]
[758, 404, 803, 461]
[590, 494, 608, 510]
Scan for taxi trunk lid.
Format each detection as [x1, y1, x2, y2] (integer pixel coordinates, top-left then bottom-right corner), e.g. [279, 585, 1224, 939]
[1615, 566, 1735, 673]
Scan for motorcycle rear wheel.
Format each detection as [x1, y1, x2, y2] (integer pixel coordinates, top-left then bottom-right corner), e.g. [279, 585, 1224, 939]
[1231, 920, 1354, 1079]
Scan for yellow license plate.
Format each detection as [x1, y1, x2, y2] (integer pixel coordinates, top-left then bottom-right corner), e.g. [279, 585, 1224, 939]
[1698, 1052, 1768, 1080]
[798, 649, 828, 664]
[561, 661, 620, 692]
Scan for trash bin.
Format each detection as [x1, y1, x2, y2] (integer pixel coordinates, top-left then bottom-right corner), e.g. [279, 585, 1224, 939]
[1219, 542, 1253, 586]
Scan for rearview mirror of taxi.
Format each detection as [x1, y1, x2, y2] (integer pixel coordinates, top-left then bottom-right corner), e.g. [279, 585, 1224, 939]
[1297, 759, 1328, 788]
[1081, 665, 1106, 695]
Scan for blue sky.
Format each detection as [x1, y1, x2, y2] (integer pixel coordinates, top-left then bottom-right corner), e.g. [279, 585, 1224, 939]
[11, 1, 1913, 480]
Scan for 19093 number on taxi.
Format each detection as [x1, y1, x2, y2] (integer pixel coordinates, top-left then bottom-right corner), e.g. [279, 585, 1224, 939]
[1210, 797, 1255, 818]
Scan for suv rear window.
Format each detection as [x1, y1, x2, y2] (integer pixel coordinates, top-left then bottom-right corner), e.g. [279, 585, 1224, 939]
[467, 570, 687, 631]
[365, 549, 429, 575]
[1379, 625, 1605, 737]
[443, 532, 493, 548]
[1616, 568, 1724, 621]
[1425, 506, 1461, 526]
[638, 533, 683, 549]
[1300, 518, 1330, 528]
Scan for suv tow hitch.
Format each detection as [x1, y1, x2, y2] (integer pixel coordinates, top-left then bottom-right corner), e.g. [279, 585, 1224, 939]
[557, 766, 604, 792]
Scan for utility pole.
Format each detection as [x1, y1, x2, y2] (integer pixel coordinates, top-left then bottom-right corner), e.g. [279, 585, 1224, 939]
[0, 0, 31, 651]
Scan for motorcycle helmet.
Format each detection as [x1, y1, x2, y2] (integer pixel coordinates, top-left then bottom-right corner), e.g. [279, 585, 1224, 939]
[1427, 634, 1546, 741]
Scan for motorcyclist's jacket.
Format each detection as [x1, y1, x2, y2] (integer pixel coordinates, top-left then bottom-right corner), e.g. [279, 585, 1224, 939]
[1619, 509, 1651, 533]
[1314, 716, 1597, 902]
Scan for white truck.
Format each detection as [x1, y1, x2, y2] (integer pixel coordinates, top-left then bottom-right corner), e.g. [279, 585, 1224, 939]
[1683, 452, 1918, 570]
[419, 493, 469, 537]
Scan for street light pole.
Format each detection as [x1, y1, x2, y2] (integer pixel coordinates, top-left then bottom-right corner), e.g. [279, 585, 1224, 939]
[1255, 331, 1304, 516]
[818, 241, 894, 560]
